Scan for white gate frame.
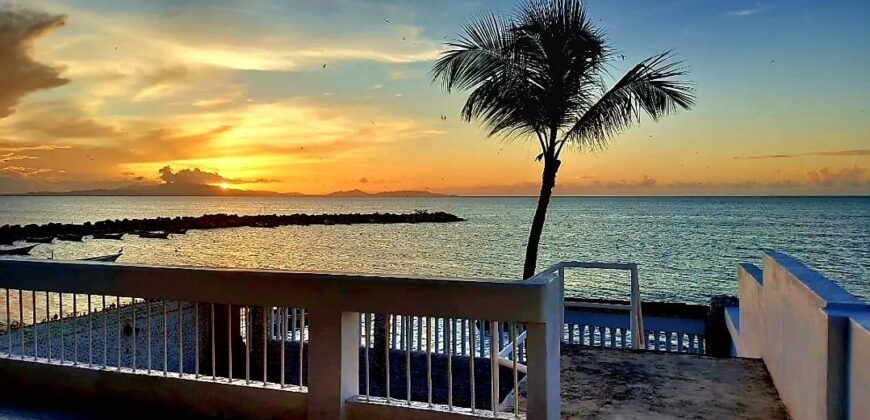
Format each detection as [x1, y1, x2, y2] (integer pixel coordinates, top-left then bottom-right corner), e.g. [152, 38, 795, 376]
[533, 261, 645, 350]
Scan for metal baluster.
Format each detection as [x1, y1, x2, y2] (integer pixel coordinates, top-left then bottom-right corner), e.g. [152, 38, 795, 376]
[406, 315, 411, 405]
[132, 300, 137, 371]
[32, 291, 37, 359]
[364, 313, 369, 400]
[116, 296, 121, 370]
[227, 304, 232, 382]
[263, 306, 268, 385]
[427, 316, 432, 407]
[211, 303, 216, 379]
[46, 291, 51, 362]
[469, 319, 475, 412]
[5, 289, 10, 356]
[163, 300, 168, 375]
[87, 295, 92, 365]
[194, 302, 199, 378]
[178, 301, 183, 376]
[385, 314, 390, 401]
[59, 293, 64, 363]
[19, 290, 24, 360]
[447, 318, 452, 410]
[245, 307, 250, 384]
[102, 296, 107, 367]
[298, 308, 305, 388]
[71, 293, 76, 364]
[281, 307, 286, 388]
[147, 300, 152, 373]
[513, 322, 519, 417]
[490, 321, 499, 415]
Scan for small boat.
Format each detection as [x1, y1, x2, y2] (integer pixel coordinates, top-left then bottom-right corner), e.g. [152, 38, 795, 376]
[138, 231, 170, 239]
[93, 232, 124, 240]
[0, 244, 38, 256]
[165, 228, 187, 235]
[27, 236, 54, 244]
[79, 251, 122, 262]
[57, 233, 84, 242]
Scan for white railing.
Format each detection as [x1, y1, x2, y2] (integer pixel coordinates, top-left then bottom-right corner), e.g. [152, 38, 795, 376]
[0, 258, 562, 420]
[533, 261, 645, 350]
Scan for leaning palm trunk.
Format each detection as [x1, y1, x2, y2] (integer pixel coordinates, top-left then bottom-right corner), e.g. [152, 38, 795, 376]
[523, 157, 560, 279]
[432, 0, 695, 280]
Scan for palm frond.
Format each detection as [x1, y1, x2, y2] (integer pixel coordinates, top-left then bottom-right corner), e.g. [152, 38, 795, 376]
[430, 12, 520, 93]
[562, 51, 695, 152]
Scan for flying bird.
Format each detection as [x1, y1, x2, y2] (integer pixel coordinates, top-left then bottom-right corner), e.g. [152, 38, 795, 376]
[322, 63, 326, 69]
[620, 54, 625, 60]
[384, 18, 390, 23]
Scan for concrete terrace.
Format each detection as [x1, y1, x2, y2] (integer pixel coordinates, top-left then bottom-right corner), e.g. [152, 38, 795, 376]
[0, 345, 786, 420]
[1, 254, 866, 419]
[512, 345, 786, 419]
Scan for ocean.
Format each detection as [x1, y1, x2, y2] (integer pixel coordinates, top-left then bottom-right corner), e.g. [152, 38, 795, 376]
[0, 196, 867, 304]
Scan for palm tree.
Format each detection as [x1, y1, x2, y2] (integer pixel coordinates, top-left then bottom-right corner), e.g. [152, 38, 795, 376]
[432, 0, 695, 279]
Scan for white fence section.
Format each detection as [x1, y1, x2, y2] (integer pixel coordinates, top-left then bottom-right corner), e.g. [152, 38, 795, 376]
[534, 262, 646, 350]
[0, 258, 563, 420]
[727, 252, 870, 420]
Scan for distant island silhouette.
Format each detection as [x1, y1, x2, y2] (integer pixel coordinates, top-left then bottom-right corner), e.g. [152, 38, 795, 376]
[13, 183, 452, 197]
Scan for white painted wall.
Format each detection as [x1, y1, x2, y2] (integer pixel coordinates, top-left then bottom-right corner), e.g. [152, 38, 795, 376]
[848, 314, 870, 420]
[731, 252, 869, 420]
[736, 263, 764, 358]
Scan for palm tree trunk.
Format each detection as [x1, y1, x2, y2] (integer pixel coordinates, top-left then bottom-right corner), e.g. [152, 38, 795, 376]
[522, 157, 560, 279]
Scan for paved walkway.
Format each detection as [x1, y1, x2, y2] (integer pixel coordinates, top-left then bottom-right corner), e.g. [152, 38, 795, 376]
[512, 344, 787, 419]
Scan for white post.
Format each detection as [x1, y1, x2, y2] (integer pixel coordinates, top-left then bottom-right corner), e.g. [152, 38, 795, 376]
[306, 310, 360, 419]
[526, 272, 562, 420]
[629, 265, 644, 350]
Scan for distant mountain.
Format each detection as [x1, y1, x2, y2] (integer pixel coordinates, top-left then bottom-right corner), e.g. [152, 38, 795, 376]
[16, 184, 450, 197]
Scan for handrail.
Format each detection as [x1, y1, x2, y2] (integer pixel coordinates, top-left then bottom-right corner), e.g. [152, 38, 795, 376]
[531, 261, 645, 349]
[0, 258, 564, 419]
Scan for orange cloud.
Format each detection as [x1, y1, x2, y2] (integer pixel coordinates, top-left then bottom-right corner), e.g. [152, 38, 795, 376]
[805, 166, 868, 187]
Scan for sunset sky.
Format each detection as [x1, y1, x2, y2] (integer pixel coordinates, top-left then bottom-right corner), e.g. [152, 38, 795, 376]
[0, 0, 867, 195]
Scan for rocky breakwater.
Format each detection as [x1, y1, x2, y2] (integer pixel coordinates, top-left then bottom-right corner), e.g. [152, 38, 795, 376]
[0, 211, 464, 244]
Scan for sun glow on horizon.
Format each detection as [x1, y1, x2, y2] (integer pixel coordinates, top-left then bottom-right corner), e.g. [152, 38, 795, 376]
[219, 182, 229, 190]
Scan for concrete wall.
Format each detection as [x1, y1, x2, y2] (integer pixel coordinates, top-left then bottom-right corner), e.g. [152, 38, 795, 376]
[848, 313, 870, 420]
[737, 263, 764, 358]
[730, 252, 869, 420]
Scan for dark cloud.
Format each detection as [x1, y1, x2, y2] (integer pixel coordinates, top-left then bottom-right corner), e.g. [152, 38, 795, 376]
[0, 6, 69, 119]
[734, 149, 870, 160]
[158, 166, 277, 185]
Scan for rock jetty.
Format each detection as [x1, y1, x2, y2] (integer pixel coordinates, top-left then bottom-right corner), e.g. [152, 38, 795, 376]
[0, 211, 464, 245]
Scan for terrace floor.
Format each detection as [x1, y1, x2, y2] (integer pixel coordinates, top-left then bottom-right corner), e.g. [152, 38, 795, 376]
[0, 345, 788, 419]
[511, 344, 788, 419]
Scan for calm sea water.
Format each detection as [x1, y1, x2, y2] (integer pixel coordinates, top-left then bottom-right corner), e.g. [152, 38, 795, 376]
[0, 196, 867, 304]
